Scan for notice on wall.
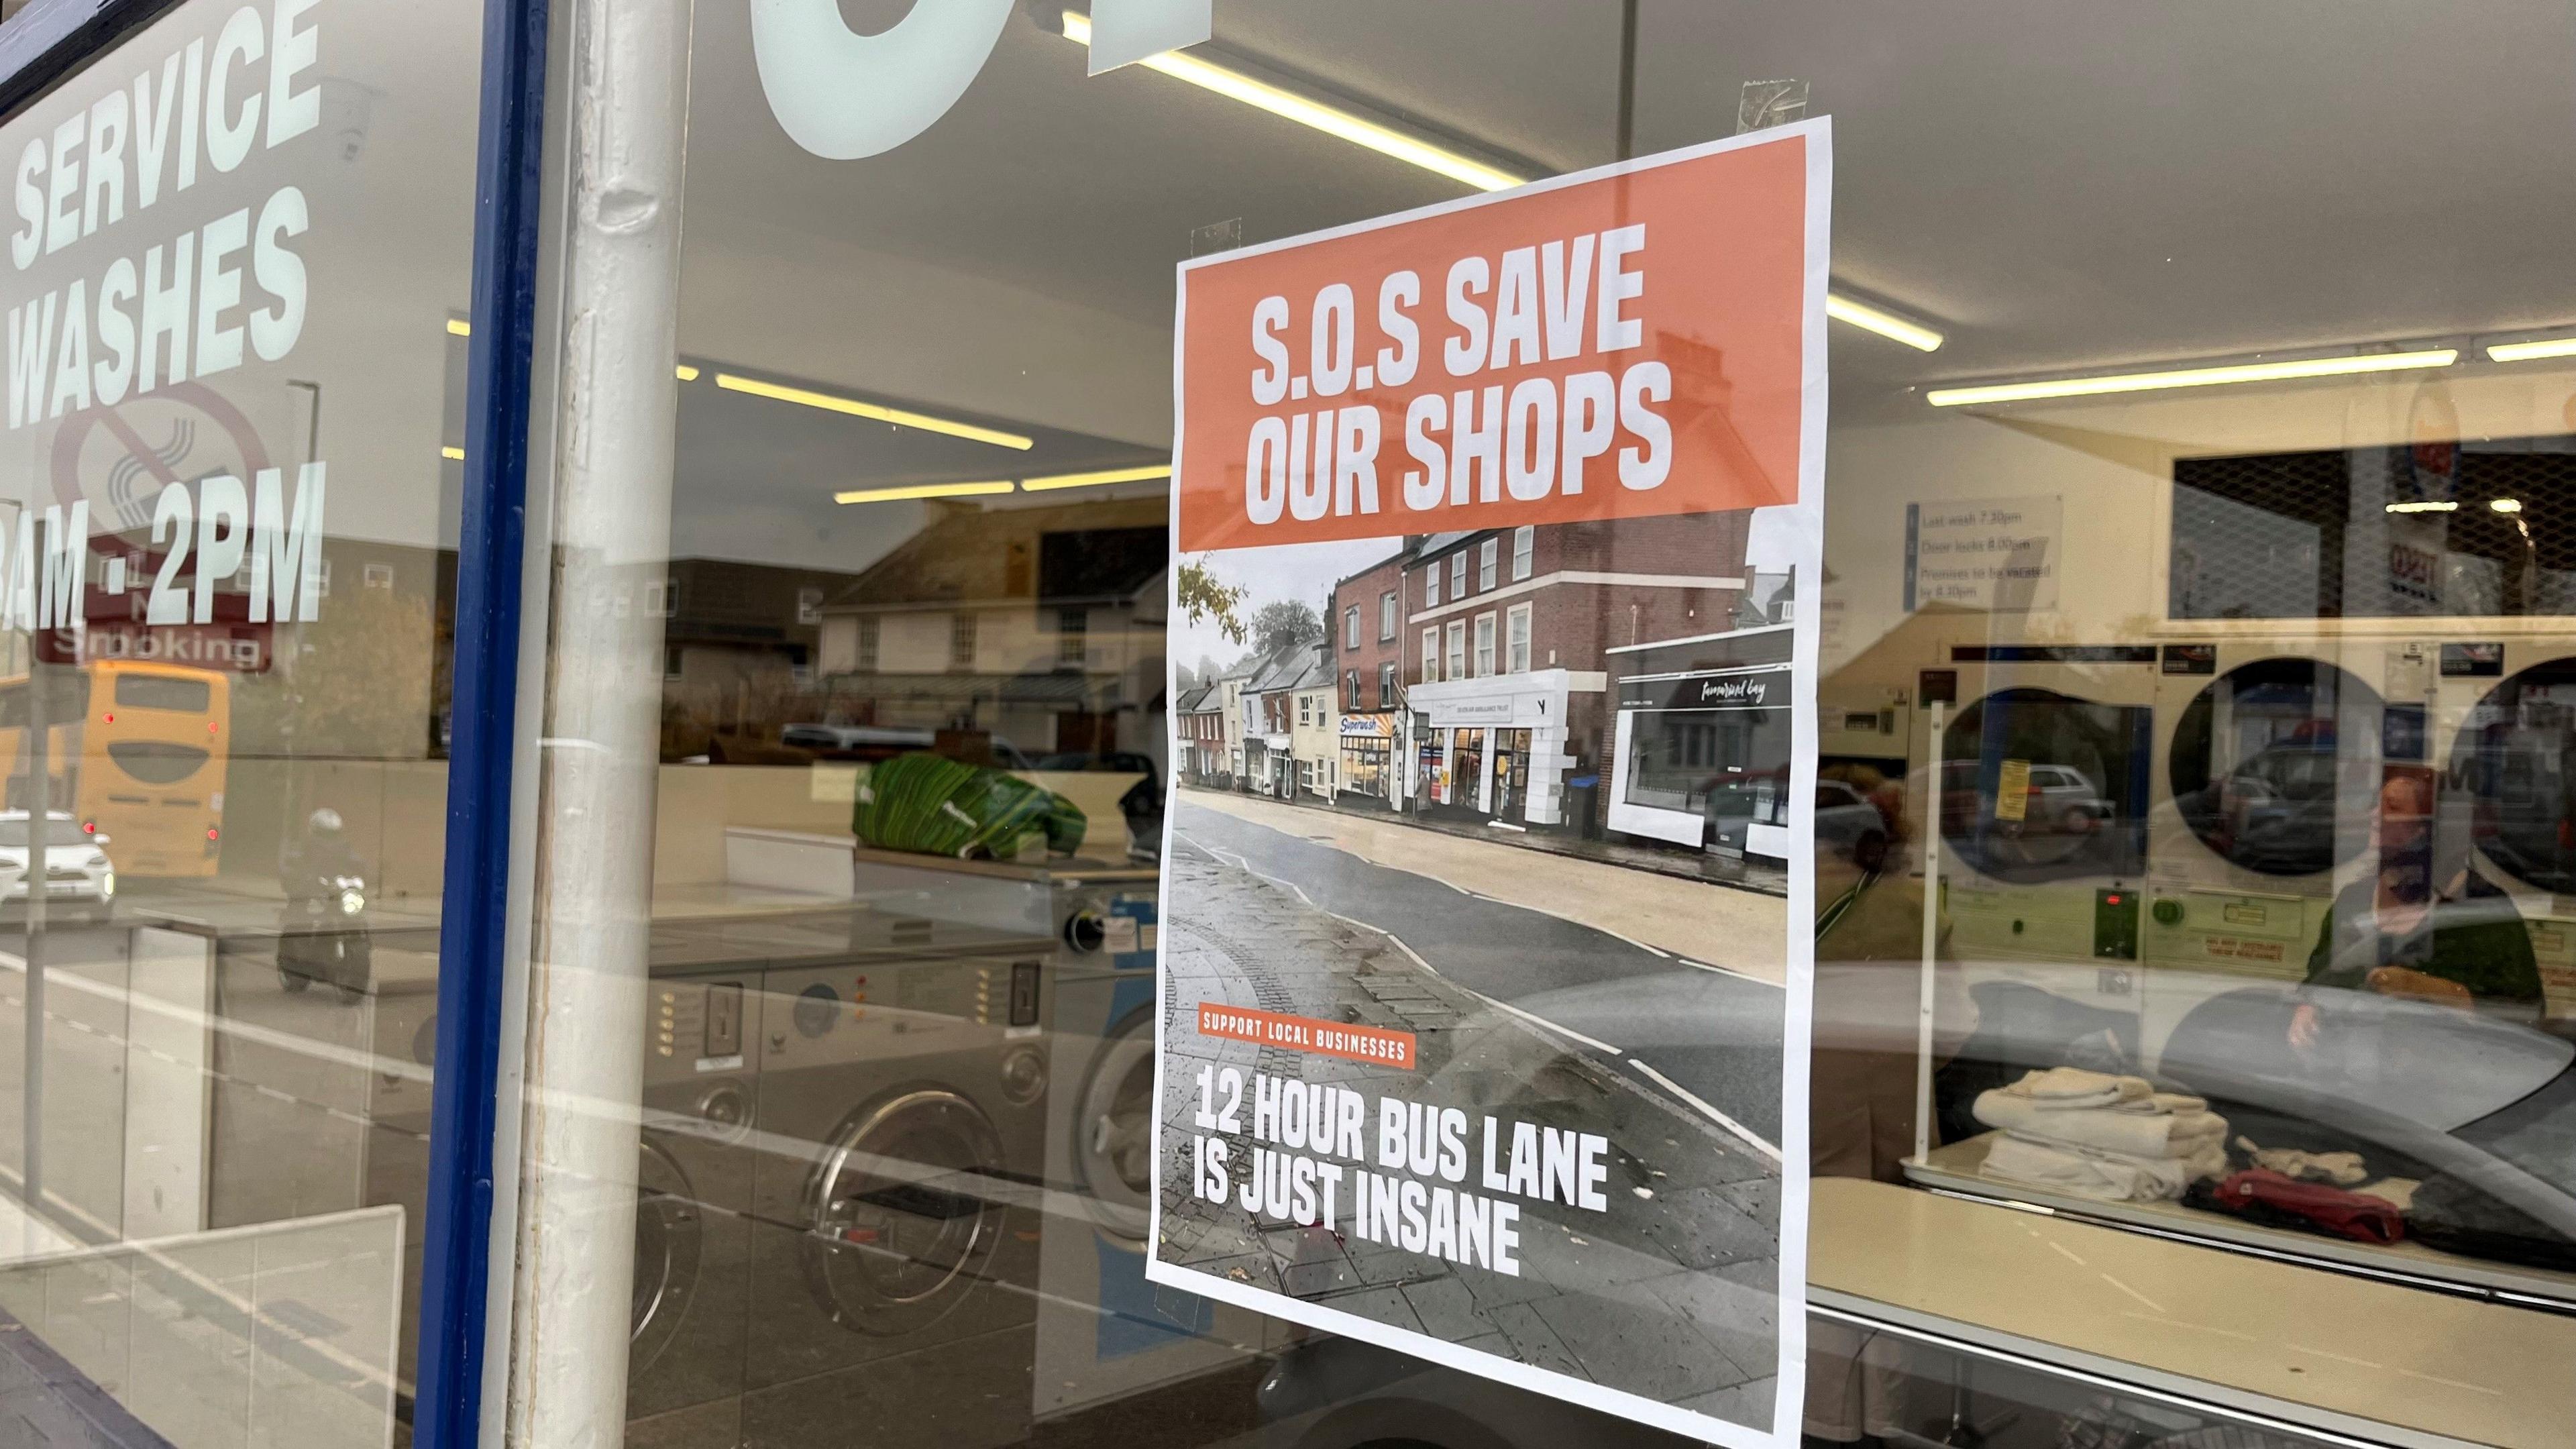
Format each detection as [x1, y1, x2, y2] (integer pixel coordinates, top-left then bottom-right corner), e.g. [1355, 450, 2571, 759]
[1902, 494, 2061, 612]
[1155, 123, 1829, 1448]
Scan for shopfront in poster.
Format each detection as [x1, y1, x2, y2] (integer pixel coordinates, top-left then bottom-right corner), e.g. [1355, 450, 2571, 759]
[1336, 710, 1397, 805]
[1609, 626, 1797, 858]
[1405, 670, 1601, 825]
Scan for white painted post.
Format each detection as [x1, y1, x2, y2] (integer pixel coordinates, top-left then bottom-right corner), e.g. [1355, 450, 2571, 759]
[1914, 700, 1945, 1165]
[497, 0, 692, 1441]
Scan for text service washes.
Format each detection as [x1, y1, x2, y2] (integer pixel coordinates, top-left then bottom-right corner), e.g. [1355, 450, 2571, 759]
[6, 0, 325, 431]
[1236, 225, 1680, 527]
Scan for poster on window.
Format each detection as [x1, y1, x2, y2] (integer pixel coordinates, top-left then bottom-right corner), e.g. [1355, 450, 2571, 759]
[1154, 122, 1829, 1448]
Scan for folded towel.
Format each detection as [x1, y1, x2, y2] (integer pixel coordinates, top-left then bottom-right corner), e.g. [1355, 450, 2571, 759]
[1974, 1089, 2228, 1159]
[1984, 1134, 2185, 1201]
[2234, 1137, 2368, 1187]
[2007, 1067, 2153, 1110]
[2108, 1091, 2208, 1116]
[1980, 1133, 2231, 1205]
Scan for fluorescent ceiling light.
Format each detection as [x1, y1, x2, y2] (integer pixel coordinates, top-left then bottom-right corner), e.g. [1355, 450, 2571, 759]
[2492, 497, 2524, 513]
[716, 373, 1034, 450]
[676, 364, 700, 381]
[2385, 500, 2458, 514]
[1061, 10, 1525, 192]
[835, 480, 1016, 505]
[441, 445, 465, 461]
[1825, 294, 1943, 352]
[1020, 464, 1171, 492]
[2487, 337, 2576, 363]
[1061, 11, 1935, 354]
[445, 318, 471, 337]
[1927, 349, 2459, 408]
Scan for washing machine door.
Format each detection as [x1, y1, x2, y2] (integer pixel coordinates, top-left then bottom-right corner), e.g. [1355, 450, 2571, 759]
[629, 1133, 703, 1377]
[1070, 1012, 1155, 1242]
[802, 1087, 1007, 1336]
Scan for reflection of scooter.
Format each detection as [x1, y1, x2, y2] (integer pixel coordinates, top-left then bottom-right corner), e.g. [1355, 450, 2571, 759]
[277, 809, 374, 1002]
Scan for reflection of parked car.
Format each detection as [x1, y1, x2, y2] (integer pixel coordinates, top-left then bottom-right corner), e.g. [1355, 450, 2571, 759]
[1938, 758, 2112, 837]
[1813, 779, 1892, 871]
[781, 724, 1034, 769]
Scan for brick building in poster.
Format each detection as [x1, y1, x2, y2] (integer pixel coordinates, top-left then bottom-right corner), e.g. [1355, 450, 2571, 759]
[1327, 550, 1412, 808]
[1402, 512, 1755, 833]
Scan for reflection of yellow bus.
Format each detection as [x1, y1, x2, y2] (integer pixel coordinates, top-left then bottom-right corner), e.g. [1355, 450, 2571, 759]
[0, 661, 231, 878]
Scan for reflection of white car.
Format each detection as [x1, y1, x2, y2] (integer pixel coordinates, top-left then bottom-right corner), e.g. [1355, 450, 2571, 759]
[0, 811, 114, 921]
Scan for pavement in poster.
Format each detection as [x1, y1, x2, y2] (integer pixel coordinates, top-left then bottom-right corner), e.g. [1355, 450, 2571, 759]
[1174, 797, 1787, 1144]
[1154, 837, 1784, 1428]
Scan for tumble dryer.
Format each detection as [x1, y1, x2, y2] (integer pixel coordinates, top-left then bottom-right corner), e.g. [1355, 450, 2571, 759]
[1932, 643, 2159, 971]
[2438, 637, 2576, 1024]
[2141, 639, 2390, 981]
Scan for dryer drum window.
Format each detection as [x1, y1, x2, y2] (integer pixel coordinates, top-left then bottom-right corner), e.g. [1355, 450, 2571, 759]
[2171, 658, 2383, 878]
[1940, 688, 2150, 883]
[2454, 657, 2576, 896]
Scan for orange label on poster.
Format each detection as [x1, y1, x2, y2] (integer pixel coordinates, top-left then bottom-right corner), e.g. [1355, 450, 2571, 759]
[1197, 1002, 1417, 1070]
[1174, 125, 1825, 552]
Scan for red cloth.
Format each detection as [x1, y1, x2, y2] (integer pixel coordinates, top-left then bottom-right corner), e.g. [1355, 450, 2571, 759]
[2207, 1168, 2405, 1244]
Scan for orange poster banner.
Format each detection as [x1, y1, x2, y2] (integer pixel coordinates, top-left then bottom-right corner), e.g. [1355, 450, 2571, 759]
[1173, 123, 1825, 552]
[1196, 1002, 1417, 1070]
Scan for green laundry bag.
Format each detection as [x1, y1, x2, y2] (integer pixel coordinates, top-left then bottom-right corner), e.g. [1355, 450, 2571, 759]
[851, 752, 1089, 860]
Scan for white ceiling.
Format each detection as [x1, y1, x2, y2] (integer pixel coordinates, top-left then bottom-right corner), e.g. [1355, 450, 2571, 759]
[667, 0, 2576, 568]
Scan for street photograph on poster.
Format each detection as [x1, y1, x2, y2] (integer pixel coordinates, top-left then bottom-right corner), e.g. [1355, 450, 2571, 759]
[1150, 122, 1831, 1447]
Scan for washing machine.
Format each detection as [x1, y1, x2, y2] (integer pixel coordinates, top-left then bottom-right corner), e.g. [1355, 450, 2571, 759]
[1032, 888, 1264, 1422]
[354, 950, 765, 1449]
[733, 924, 1055, 1449]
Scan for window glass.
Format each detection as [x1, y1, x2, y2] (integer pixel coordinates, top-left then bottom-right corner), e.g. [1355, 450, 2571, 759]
[0, 0, 480, 1441]
[513, 2, 2576, 1446]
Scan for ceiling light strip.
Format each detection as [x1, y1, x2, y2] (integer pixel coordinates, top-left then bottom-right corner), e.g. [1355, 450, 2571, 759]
[1825, 294, 1942, 352]
[835, 480, 1018, 505]
[2384, 500, 2458, 514]
[1020, 464, 1172, 492]
[1927, 349, 2459, 408]
[1062, 12, 1939, 354]
[1062, 11, 1522, 193]
[716, 373, 1034, 450]
[2487, 337, 2576, 363]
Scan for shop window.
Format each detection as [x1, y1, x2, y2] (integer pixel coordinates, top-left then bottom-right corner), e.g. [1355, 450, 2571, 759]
[1473, 613, 1496, 677]
[1479, 537, 1498, 590]
[1507, 604, 1532, 673]
[1445, 620, 1466, 680]
[1421, 626, 1440, 682]
[1512, 525, 1534, 580]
